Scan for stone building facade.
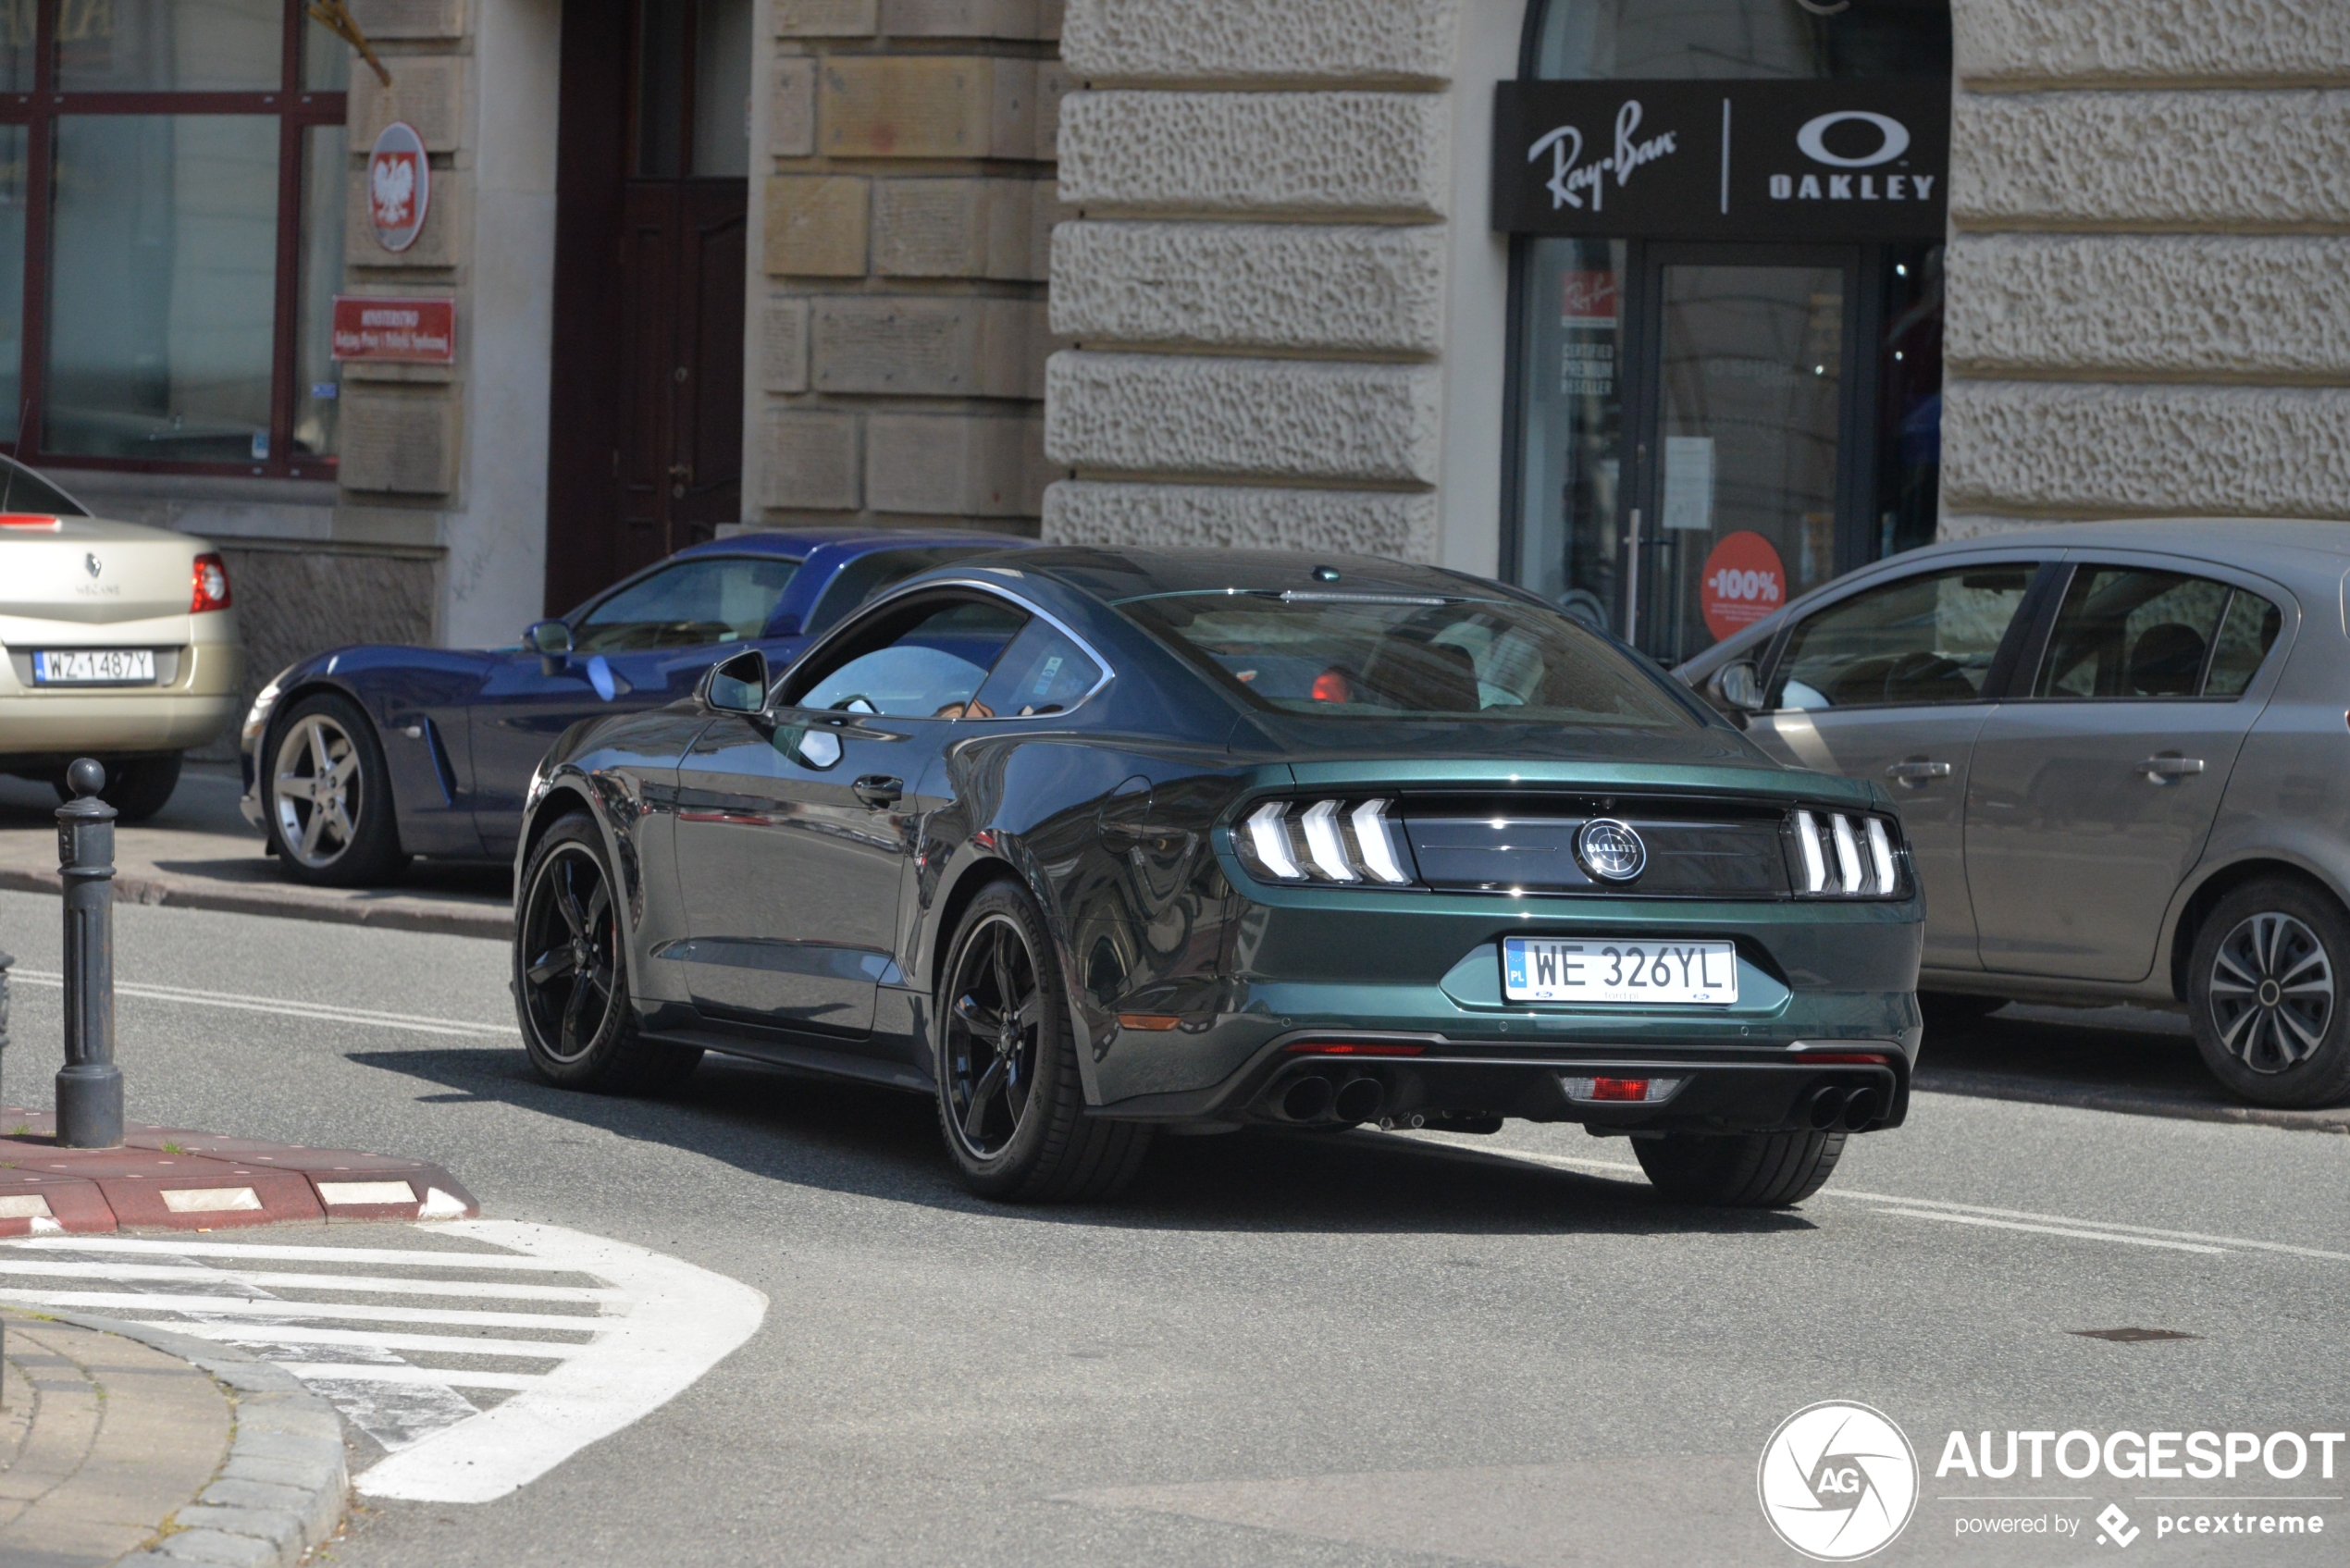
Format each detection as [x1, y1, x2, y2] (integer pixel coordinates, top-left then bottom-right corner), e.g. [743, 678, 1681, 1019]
[29, 0, 2348, 710]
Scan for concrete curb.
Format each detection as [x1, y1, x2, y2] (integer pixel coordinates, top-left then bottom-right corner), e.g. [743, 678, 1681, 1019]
[0, 865, 510, 941]
[1913, 1068, 2350, 1133]
[49, 1313, 349, 1568]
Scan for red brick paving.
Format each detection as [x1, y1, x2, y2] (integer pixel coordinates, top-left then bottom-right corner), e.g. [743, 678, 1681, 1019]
[0, 1108, 478, 1234]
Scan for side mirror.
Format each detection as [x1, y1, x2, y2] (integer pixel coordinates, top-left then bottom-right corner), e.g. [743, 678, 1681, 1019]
[699, 648, 769, 715]
[526, 619, 573, 677]
[1710, 661, 1765, 714]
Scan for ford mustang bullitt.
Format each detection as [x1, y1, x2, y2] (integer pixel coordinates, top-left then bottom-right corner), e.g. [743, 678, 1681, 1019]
[511, 549, 1925, 1207]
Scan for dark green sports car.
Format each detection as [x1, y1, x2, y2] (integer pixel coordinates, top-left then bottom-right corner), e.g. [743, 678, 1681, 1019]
[511, 548, 1923, 1207]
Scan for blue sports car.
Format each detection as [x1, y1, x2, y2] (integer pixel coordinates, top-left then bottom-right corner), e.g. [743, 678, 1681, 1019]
[238, 527, 1033, 883]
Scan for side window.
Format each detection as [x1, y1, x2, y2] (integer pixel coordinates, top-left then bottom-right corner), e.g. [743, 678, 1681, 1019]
[2204, 588, 2284, 698]
[1771, 566, 2035, 711]
[573, 556, 800, 654]
[2034, 568, 2232, 698]
[969, 620, 1106, 718]
[788, 597, 1028, 718]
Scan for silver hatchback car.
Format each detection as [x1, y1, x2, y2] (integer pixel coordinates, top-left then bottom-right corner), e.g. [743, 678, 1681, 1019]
[1676, 518, 2350, 1108]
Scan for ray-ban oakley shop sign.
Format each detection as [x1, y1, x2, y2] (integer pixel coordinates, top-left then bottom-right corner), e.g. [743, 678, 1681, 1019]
[1492, 80, 1949, 241]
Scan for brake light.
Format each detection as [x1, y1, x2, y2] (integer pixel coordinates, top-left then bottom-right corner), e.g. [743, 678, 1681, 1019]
[1238, 798, 1416, 885]
[0, 512, 58, 530]
[1283, 1042, 1425, 1056]
[191, 552, 231, 612]
[1791, 809, 1901, 896]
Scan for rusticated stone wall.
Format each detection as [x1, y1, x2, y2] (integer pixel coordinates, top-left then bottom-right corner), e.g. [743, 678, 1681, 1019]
[748, 1, 1067, 531]
[1941, 0, 2350, 531]
[1042, 0, 1464, 562]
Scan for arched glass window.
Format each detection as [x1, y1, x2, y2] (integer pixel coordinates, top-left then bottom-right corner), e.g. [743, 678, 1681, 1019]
[1506, 0, 1950, 662]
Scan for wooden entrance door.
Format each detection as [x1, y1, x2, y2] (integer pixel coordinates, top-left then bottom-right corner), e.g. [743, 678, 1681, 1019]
[545, 0, 750, 615]
[615, 180, 745, 578]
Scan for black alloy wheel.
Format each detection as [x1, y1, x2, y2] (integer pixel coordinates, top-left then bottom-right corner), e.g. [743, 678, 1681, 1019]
[944, 911, 1042, 1160]
[2188, 877, 2350, 1108]
[934, 881, 1152, 1202]
[514, 815, 700, 1094]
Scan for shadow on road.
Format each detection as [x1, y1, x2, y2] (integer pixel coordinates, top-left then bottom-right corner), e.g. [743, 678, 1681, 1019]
[349, 1045, 1818, 1239]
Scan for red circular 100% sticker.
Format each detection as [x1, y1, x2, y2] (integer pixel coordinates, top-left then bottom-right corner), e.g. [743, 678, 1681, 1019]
[1699, 531, 1787, 641]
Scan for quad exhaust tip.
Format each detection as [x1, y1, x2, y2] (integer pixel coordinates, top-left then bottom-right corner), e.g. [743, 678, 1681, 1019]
[1281, 1076, 1334, 1121]
[1809, 1084, 1884, 1133]
[1332, 1077, 1386, 1125]
[1278, 1074, 1387, 1125]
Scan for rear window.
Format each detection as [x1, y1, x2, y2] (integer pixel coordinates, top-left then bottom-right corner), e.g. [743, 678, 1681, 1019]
[0, 459, 88, 517]
[1122, 591, 1697, 728]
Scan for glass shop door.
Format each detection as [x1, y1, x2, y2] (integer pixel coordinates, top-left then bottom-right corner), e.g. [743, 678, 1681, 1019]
[1626, 245, 1863, 666]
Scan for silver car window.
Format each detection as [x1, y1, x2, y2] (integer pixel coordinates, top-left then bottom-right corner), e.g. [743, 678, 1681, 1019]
[2206, 589, 2284, 698]
[2033, 568, 2237, 699]
[1771, 565, 2034, 710]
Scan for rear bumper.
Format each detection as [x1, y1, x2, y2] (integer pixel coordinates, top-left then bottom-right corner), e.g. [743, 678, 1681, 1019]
[0, 692, 240, 757]
[1099, 1034, 1911, 1137]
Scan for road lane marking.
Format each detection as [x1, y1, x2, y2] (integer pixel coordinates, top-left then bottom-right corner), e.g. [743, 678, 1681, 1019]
[1397, 1133, 2348, 1261]
[9, 969, 515, 1038]
[151, 1323, 594, 1359]
[25, 1238, 588, 1269]
[0, 1290, 611, 1329]
[1868, 1208, 2228, 1254]
[0, 1261, 624, 1302]
[0, 1221, 763, 1502]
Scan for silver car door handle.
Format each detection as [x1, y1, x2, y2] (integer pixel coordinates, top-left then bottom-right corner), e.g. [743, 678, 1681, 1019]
[1885, 759, 1953, 784]
[2138, 755, 2206, 781]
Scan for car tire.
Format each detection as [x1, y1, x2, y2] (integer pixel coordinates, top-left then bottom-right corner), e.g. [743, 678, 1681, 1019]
[514, 814, 702, 1094]
[934, 880, 1152, 1203]
[2187, 877, 2350, 1109]
[1633, 1130, 1847, 1207]
[56, 754, 182, 823]
[263, 692, 409, 886]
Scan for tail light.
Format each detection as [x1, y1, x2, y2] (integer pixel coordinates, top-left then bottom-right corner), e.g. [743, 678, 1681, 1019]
[0, 512, 58, 530]
[191, 552, 231, 612]
[1790, 809, 1901, 897]
[1236, 798, 1416, 885]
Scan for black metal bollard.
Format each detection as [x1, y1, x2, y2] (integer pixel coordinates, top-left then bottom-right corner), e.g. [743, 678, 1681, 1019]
[56, 759, 122, 1148]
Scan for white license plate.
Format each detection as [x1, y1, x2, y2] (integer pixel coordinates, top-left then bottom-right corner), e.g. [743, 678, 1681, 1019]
[33, 648, 155, 685]
[1503, 937, 1739, 1005]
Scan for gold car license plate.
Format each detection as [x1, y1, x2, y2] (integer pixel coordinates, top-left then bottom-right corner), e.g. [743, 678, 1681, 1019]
[1503, 937, 1738, 1005]
[33, 648, 156, 685]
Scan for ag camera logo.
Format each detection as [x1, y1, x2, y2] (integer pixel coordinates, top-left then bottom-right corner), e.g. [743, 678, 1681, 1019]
[1760, 1401, 1920, 1561]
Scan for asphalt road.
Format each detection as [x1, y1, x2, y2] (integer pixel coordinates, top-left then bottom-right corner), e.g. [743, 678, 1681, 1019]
[0, 886, 2342, 1567]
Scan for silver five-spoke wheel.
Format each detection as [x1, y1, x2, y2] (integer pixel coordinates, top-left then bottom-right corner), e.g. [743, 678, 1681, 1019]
[272, 711, 364, 869]
[2208, 911, 2333, 1075]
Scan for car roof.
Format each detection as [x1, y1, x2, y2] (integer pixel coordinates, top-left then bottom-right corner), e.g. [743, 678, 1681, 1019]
[998, 546, 1486, 602]
[671, 525, 1035, 562]
[1898, 517, 2350, 579]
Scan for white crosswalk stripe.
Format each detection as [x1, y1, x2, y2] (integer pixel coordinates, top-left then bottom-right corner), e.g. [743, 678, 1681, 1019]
[0, 1219, 765, 1502]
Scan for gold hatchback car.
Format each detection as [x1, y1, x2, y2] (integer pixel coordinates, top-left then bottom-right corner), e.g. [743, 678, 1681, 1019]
[0, 458, 242, 820]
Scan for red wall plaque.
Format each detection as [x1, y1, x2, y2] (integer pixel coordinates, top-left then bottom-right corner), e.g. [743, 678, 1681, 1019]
[331, 297, 456, 364]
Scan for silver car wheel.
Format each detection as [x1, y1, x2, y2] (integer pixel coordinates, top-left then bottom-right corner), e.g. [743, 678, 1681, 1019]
[272, 712, 365, 870]
[2208, 911, 2334, 1076]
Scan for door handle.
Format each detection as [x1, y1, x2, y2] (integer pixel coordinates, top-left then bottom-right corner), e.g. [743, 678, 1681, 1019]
[2138, 755, 2206, 783]
[852, 774, 903, 809]
[1884, 759, 1953, 785]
